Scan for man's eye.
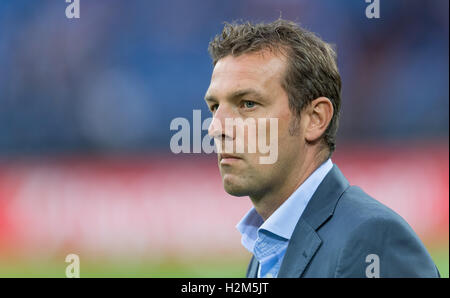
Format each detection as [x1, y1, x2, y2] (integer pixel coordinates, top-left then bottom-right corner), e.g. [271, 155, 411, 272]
[210, 104, 218, 112]
[243, 101, 256, 109]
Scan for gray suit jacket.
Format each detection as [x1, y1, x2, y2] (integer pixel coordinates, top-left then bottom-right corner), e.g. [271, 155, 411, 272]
[246, 165, 440, 278]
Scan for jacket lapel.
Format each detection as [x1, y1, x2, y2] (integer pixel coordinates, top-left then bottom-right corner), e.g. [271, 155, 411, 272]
[277, 165, 350, 278]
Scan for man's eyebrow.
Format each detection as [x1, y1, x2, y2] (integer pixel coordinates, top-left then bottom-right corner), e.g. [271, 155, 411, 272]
[229, 89, 264, 101]
[204, 94, 217, 103]
[204, 88, 265, 104]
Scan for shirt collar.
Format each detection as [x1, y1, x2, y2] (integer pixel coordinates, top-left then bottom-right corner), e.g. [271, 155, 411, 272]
[236, 159, 333, 251]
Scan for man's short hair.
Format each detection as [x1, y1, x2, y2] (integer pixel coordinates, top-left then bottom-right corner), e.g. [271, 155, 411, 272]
[208, 19, 341, 156]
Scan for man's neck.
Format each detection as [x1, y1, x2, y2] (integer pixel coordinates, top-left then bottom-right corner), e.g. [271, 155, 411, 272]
[250, 155, 326, 221]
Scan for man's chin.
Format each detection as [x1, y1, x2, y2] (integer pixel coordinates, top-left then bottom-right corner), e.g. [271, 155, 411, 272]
[222, 175, 249, 197]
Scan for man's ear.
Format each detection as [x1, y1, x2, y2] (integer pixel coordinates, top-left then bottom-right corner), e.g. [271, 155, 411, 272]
[304, 97, 334, 143]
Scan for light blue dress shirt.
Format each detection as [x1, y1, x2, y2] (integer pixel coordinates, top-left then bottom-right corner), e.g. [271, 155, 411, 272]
[236, 159, 333, 278]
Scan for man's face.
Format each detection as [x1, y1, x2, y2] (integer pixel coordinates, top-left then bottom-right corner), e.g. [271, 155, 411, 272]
[204, 50, 306, 199]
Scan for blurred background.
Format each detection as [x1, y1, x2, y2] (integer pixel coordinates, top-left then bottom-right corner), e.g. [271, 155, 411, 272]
[0, 0, 448, 277]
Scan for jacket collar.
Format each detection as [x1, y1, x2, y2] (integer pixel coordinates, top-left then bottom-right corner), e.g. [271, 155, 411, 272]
[247, 164, 350, 278]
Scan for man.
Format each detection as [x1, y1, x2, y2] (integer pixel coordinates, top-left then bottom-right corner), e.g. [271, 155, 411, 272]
[204, 19, 439, 278]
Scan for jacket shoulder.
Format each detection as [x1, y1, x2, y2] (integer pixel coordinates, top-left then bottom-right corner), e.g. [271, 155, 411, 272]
[329, 186, 439, 277]
[335, 185, 404, 224]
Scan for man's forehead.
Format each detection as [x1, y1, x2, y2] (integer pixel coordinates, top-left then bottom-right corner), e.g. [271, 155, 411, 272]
[212, 51, 286, 80]
[207, 51, 286, 97]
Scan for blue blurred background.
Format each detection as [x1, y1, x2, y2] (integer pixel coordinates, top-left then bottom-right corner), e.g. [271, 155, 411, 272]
[0, 0, 448, 277]
[0, 0, 447, 155]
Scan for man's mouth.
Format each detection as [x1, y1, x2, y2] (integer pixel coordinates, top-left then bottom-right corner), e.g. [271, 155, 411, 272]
[219, 153, 243, 165]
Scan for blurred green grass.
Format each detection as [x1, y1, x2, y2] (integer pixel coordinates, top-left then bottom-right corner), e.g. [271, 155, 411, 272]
[0, 254, 250, 278]
[430, 245, 449, 278]
[0, 245, 447, 278]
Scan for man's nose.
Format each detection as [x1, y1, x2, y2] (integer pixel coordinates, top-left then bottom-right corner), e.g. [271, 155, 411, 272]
[208, 105, 234, 140]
